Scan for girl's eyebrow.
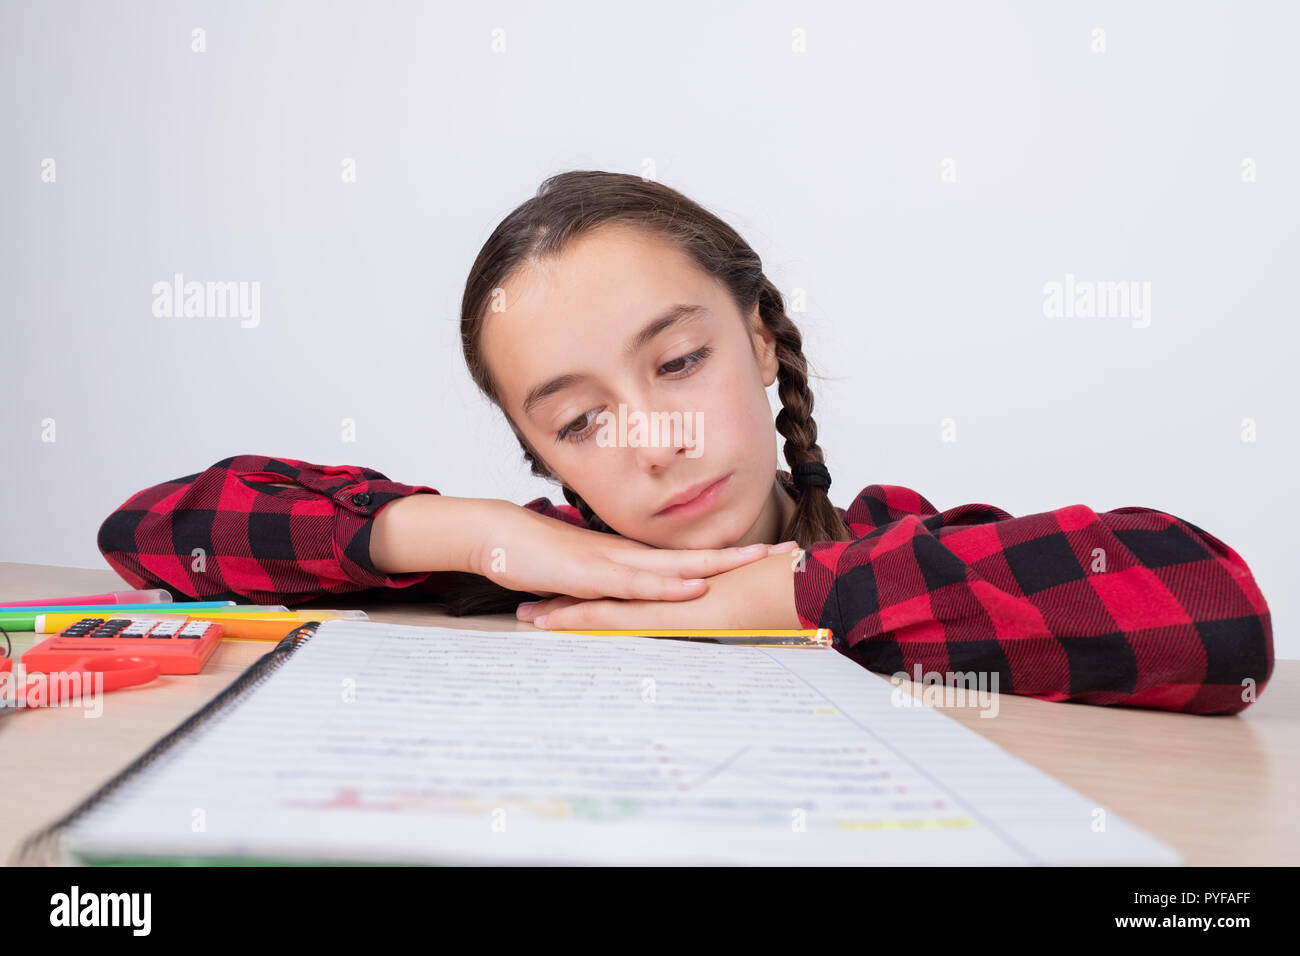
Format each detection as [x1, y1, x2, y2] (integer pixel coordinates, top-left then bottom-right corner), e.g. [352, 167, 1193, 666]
[521, 304, 711, 418]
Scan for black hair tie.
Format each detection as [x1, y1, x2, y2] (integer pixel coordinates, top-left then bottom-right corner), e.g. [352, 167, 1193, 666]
[791, 461, 831, 492]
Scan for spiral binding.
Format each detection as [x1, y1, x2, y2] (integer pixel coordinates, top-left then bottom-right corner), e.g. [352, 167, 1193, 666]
[10, 621, 322, 866]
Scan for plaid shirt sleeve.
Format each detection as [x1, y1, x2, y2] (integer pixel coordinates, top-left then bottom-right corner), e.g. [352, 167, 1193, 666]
[793, 484, 1273, 716]
[96, 454, 589, 606]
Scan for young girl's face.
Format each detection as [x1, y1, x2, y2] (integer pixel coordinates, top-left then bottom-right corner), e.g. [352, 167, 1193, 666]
[482, 223, 796, 550]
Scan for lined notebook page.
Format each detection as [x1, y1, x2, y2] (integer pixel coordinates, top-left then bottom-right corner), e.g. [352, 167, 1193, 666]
[62, 620, 1180, 865]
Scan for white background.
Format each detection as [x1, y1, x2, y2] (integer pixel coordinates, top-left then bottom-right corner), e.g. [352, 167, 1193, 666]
[2, 1, 1295, 656]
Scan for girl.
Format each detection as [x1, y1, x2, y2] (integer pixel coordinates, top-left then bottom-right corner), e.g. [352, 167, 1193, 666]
[98, 171, 1273, 716]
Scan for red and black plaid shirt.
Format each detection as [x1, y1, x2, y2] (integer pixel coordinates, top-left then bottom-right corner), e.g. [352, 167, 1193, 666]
[97, 454, 1273, 716]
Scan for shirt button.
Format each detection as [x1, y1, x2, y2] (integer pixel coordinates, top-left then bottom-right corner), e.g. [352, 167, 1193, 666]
[351, 492, 373, 507]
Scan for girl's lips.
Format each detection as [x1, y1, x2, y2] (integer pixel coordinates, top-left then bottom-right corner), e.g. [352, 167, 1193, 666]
[654, 474, 732, 519]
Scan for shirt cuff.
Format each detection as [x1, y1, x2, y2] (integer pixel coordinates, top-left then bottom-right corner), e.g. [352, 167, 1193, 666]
[792, 540, 850, 648]
[331, 479, 441, 590]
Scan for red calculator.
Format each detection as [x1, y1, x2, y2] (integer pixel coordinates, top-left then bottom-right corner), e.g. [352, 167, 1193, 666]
[22, 615, 224, 676]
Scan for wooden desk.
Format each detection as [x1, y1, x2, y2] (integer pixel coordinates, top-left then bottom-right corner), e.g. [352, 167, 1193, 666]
[2, 561, 1295, 866]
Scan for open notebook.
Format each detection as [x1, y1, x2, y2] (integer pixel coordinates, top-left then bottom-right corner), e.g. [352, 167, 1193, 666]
[25, 620, 1180, 866]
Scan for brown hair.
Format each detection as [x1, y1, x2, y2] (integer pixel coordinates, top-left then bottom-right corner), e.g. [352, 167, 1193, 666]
[442, 170, 850, 615]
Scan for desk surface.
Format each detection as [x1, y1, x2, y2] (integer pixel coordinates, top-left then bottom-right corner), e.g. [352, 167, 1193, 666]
[2, 561, 1295, 866]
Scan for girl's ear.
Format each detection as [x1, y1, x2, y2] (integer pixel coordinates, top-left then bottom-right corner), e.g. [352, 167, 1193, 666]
[748, 303, 779, 388]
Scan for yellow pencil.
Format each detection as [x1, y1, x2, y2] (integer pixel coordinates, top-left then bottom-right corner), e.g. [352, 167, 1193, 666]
[543, 628, 834, 648]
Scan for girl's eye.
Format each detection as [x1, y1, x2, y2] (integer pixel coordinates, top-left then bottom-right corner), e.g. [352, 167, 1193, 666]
[555, 345, 713, 445]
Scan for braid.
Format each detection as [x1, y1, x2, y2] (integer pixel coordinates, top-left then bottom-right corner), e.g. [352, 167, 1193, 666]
[560, 484, 619, 535]
[757, 280, 852, 546]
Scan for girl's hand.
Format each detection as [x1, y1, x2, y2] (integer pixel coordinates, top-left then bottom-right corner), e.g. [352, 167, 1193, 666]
[470, 499, 799, 604]
[516, 548, 806, 631]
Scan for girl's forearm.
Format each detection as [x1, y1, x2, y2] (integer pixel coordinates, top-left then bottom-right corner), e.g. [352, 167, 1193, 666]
[369, 493, 504, 575]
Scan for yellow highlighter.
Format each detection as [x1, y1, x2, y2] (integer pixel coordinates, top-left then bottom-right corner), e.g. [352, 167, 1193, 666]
[35, 609, 369, 641]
